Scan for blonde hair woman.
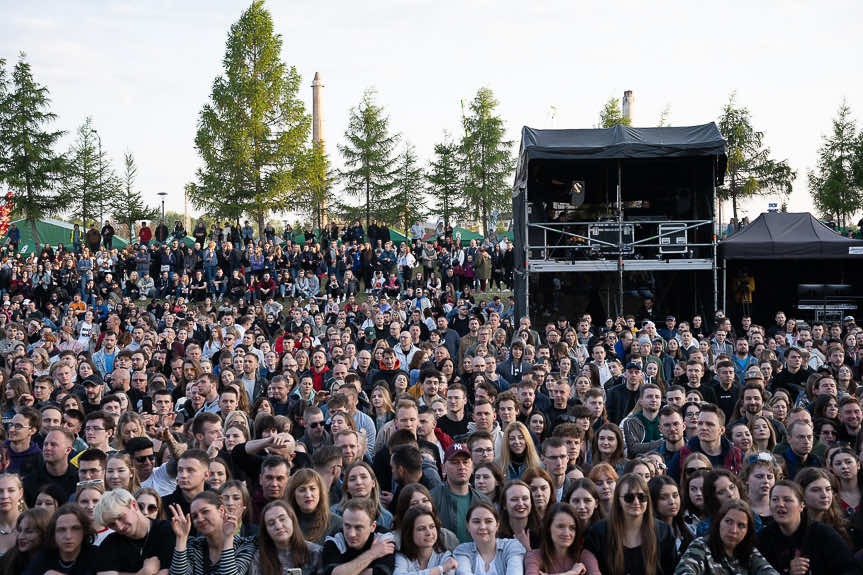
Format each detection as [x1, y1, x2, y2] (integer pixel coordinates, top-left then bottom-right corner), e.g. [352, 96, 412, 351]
[495, 421, 542, 480]
[105, 452, 141, 493]
[111, 411, 146, 451]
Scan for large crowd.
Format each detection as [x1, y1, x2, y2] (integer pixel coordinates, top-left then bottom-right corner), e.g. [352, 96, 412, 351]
[0, 218, 861, 575]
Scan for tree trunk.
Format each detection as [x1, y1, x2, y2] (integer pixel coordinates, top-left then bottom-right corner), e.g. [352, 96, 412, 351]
[732, 194, 739, 227]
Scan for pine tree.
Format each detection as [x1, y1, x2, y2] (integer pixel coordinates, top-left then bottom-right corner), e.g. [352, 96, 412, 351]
[300, 142, 336, 230]
[808, 101, 862, 229]
[717, 93, 796, 223]
[188, 1, 310, 233]
[390, 142, 427, 232]
[460, 87, 515, 236]
[63, 117, 105, 226]
[111, 152, 159, 240]
[338, 89, 399, 230]
[598, 97, 632, 128]
[0, 54, 67, 250]
[427, 133, 463, 228]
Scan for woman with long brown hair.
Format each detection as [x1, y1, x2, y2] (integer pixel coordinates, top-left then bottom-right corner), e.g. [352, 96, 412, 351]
[795, 466, 850, 543]
[284, 469, 341, 544]
[394, 506, 457, 575]
[0, 507, 51, 573]
[250, 499, 321, 575]
[497, 479, 541, 551]
[525, 503, 586, 575]
[582, 473, 678, 575]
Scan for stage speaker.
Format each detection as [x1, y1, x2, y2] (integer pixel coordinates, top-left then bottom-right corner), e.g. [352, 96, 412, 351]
[658, 223, 687, 254]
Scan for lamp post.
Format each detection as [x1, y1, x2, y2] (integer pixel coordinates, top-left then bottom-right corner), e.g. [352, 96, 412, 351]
[91, 128, 103, 227]
[157, 192, 167, 225]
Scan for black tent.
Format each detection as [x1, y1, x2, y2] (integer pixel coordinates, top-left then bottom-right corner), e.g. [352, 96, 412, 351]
[720, 212, 863, 259]
[719, 213, 863, 323]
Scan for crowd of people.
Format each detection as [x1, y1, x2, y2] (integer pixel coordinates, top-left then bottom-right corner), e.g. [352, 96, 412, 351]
[0, 218, 862, 574]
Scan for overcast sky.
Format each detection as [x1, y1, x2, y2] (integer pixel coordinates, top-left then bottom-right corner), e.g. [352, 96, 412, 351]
[3, 0, 862, 224]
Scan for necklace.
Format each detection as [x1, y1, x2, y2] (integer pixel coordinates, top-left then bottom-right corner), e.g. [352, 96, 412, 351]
[59, 557, 78, 568]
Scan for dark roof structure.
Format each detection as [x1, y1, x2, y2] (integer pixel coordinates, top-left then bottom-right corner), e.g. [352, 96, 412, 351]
[719, 212, 863, 259]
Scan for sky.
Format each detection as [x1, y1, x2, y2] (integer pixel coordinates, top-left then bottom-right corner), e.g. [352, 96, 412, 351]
[2, 0, 862, 225]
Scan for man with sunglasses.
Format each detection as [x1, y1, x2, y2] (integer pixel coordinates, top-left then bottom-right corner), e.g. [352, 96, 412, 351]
[299, 405, 331, 456]
[127, 436, 176, 496]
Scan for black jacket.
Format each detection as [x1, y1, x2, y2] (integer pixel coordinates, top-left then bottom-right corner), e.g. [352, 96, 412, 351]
[757, 518, 860, 575]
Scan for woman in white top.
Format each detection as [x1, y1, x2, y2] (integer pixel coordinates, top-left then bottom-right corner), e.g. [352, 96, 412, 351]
[454, 500, 525, 575]
[394, 506, 458, 575]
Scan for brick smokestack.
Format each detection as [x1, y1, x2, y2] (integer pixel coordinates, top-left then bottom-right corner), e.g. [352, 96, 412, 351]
[622, 90, 634, 124]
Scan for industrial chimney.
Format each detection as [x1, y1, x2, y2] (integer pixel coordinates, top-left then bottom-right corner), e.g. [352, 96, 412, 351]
[622, 90, 634, 124]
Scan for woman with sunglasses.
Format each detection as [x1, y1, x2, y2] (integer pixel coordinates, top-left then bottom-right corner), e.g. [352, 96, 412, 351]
[582, 473, 678, 575]
[757, 480, 858, 575]
[134, 487, 165, 520]
[675, 500, 777, 575]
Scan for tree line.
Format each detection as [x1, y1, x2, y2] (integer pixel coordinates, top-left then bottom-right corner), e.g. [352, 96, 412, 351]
[0, 54, 158, 249]
[186, 1, 514, 238]
[2, 0, 860, 251]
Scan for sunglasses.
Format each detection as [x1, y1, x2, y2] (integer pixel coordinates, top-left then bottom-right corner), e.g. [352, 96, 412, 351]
[135, 454, 157, 464]
[685, 466, 707, 476]
[138, 503, 159, 514]
[308, 421, 324, 428]
[622, 493, 648, 504]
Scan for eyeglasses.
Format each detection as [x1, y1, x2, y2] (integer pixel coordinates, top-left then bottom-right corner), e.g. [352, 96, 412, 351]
[308, 421, 324, 428]
[621, 493, 648, 504]
[76, 479, 103, 488]
[9, 423, 31, 430]
[472, 448, 494, 455]
[135, 454, 157, 463]
[685, 466, 708, 476]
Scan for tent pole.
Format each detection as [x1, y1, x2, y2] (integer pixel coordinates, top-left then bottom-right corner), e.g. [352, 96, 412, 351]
[617, 159, 624, 316]
[712, 158, 718, 313]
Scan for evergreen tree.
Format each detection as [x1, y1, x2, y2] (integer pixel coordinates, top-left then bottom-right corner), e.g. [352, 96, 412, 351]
[717, 93, 795, 223]
[301, 142, 336, 230]
[0, 54, 67, 250]
[598, 97, 632, 128]
[338, 89, 399, 230]
[63, 118, 105, 226]
[460, 87, 515, 236]
[111, 152, 159, 240]
[188, 1, 310, 233]
[427, 133, 463, 228]
[390, 142, 427, 232]
[808, 101, 862, 229]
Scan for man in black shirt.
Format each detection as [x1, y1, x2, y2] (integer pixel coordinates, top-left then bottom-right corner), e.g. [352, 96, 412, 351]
[23, 428, 78, 506]
[436, 383, 470, 438]
[94, 488, 175, 575]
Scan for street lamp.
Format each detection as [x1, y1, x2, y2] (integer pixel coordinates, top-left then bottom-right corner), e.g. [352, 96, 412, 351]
[157, 191, 167, 225]
[90, 128, 103, 227]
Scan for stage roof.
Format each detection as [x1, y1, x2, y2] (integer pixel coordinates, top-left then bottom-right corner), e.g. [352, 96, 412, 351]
[515, 123, 727, 189]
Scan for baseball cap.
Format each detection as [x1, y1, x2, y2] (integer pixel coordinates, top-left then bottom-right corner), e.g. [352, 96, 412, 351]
[844, 315, 855, 322]
[82, 375, 102, 387]
[625, 362, 642, 371]
[666, 315, 676, 321]
[444, 443, 471, 463]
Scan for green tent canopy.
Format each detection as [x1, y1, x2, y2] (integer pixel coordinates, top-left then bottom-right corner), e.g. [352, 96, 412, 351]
[5, 218, 129, 254]
[454, 227, 484, 242]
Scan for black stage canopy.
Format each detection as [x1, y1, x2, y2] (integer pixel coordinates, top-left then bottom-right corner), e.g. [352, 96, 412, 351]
[720, 212, 863, 259]
[514, 123, 727, 187]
